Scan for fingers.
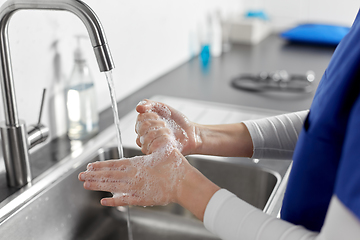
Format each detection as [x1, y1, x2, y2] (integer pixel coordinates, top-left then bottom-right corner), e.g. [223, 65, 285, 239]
[82, 179, 124, 193]
[84, 159, 129, 171]
[135, 99, 191, 150]
[78, 159, 133, 183]
[100, 194, 148, 207]
[79, 165, 136, 195]
[136, 99, 173, 119]
[136, 111, 160, 124]
[135, 118, 167, 150]
[140, 127, 175, 154]
[136, 114, 165, 135]
[146, 132, 177, 154]
[78, 149, 187, 208]
[79, 168, 132, 184]
[82, 176, 152, 207]
[136, 99, 152, 113]
[136, 112, 175, 154]
[101, 197, 117, 206]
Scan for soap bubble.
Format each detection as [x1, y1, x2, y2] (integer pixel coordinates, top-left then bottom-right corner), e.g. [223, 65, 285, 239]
[137, 100, 147, 106]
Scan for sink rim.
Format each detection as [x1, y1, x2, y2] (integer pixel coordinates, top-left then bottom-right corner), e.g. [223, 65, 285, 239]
[0, 124, 118, 224]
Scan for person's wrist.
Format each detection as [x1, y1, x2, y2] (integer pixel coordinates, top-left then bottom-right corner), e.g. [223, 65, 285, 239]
[175, 158, 220, 221]
[187, 123, 205, 155]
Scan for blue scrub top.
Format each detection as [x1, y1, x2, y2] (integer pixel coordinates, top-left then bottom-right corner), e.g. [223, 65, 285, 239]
[281, 10, 360, 231]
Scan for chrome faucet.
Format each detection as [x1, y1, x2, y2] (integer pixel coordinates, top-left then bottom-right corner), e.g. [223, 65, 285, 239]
[0, 0, 115, 188]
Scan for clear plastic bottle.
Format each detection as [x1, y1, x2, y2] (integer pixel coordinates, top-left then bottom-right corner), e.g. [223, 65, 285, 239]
[66, 36, 99, 140]
[49, 40, 68, 139]
[210, 11, 222, 57]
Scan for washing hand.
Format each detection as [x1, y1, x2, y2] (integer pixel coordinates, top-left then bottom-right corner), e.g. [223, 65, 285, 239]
[78, 146, 220, 220]
[79, 148, 189, 207]
[135, 99, 202, 156]
[78, 99, 237, 220]
[78, 100, 202, 208]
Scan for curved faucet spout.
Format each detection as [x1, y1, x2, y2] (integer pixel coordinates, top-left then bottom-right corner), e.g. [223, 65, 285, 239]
[0, 0, 114, 126]
[0, 0, 114, 187]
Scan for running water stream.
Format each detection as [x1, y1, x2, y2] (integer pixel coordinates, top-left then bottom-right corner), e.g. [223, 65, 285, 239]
[105, 70, 133, 240]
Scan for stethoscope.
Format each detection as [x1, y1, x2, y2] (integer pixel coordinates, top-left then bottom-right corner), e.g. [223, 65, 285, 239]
[231, 70, 315, 93]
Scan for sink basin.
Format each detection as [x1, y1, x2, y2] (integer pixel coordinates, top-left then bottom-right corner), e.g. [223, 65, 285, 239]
[0, 96, 292, 239]
[123, 148, 279, 213]
[0, 144, 289, 240]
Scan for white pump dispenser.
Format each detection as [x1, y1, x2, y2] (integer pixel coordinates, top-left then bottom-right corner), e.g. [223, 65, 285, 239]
[66, 36, 99, 140]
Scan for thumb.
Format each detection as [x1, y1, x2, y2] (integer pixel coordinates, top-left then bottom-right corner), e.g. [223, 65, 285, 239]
[136, 99, 153, 113]
[136, 100, 172, 119]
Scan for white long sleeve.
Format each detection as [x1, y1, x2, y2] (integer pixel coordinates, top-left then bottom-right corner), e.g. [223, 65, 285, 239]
[204, 189, 360, 240]
[203, 111, 360, 239]
[242, 110, 309, 160]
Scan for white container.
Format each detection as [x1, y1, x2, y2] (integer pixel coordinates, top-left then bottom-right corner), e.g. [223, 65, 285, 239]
[210, 12, 222, 57]
[227, 18, 271, 45]
[48, 40, 68, 139]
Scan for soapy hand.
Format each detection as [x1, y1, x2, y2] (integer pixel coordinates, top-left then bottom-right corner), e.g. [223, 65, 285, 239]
[135, 99, 201, 156]
[78, 99, 222, 217]
[78, 100, 202, 207]
[78, 148, 189, 207]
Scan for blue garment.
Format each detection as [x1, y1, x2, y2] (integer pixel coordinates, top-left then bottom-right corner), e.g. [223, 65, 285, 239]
[281, 10, 360, 231]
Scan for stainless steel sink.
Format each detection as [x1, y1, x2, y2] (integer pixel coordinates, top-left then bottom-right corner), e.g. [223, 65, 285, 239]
[0, 141, 290, 240]
[0, 96, 292, 240]
[123, 147, 280, 213]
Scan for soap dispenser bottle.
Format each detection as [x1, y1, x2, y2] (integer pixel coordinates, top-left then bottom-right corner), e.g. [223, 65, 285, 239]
[66, 36, 99, 140]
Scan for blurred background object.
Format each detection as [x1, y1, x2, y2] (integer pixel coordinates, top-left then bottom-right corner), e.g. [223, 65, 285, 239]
[225, 10, 271, 45]
[280, 24, 350, 46]
[231, 70, 316, 93]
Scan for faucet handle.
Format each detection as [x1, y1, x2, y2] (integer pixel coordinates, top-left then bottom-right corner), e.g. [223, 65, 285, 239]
[28, 88, 49, 149]
[37, 88, 46, 126]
